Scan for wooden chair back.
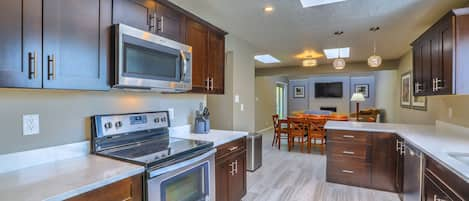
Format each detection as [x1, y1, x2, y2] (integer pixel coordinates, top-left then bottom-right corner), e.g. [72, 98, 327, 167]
[307, 117, 327, 138]
[272, 114, 279, 129]
[287, 117, 307, 136]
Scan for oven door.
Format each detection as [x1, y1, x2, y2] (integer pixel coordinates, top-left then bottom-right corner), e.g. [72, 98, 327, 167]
[114, 24, 192, 91]
[147, 149, 216, 201]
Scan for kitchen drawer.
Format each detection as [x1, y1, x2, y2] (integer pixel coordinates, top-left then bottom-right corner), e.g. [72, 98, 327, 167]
[327, 130, 370, 144]
[66, 174, 142, 201]
[216, 137, 246, 160]
[425, 156, 469, 200]
[327, 142, 370, 161]
[326, 160, 371, 187]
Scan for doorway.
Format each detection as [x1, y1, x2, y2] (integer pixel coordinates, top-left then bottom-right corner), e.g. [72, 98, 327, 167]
[276, 82, 288, 119]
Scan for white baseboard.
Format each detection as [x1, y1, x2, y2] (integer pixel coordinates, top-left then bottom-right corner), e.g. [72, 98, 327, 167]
[256, 126, 273, 133]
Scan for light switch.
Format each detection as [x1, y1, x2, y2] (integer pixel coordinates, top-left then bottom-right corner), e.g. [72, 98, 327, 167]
[168, 108, 175, 120]
[23, 114, 40, 136]
[235, 95, 240, 103]
[240, 104, 244, 111]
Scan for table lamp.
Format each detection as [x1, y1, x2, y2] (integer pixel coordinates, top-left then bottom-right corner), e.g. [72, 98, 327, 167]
[351, 92, 366, 121]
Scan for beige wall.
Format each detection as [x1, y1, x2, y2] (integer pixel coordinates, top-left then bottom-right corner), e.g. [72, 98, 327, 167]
[255, 76, 288, 131]
[0, 89, 205, 154]
[375, 70, 399, 123]
[395, 51, 469, 127]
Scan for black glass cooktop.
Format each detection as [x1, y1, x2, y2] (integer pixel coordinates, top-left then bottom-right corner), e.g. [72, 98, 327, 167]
[100, 136, 213, 166]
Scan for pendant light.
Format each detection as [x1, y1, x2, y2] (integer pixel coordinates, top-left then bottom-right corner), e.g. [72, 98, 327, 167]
[368, 27, 382, 68]
[333, 31, 346, 70]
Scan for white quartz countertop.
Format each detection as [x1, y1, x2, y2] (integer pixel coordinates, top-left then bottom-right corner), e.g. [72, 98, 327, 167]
[0, 155, 145, 201]
[325, 121, 469, 183]
[170, 126, 248, 147]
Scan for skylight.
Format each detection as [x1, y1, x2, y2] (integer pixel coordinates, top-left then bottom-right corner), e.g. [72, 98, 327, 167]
[300, 0, 347, 8]
[254, 54, 281, 64]
[323, 48, 350, 59]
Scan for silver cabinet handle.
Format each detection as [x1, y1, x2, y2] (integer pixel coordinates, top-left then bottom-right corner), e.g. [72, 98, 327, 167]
[48, 54, 56, 80]
[435, 78, 443, 91]
[396, 139, 400, 152]
[400, 142, 405, 156]
[205, 77, 210, 91]
[235, 160, 238, 174]
[433, 194, 447, 201]
[228, 146, 238, 152]
[342, 151, 355, 155]
[209, 77, 214, 91]
[157, 16, 164, 32]
[343, 135, 355, 138]
[341, 170, 354, 174]
[149, 13, 156, 32]
[415, 82, 423, 93]
[28, 51, 38, 79]
[229, 161, 235, 176]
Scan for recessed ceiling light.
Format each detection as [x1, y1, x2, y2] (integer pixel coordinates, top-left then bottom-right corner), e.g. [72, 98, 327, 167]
[264, 6, 274, 12]
[300, 0, 347, 8]
[254, 54, 280, 64]
[323, 48, 350, 59]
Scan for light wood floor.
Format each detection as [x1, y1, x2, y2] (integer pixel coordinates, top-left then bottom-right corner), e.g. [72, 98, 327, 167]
[242, 129, 400, 201]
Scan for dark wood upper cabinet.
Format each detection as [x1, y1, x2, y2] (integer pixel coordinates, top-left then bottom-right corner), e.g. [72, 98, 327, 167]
[186, 19, 209, 93]
[42, 0, 110, 90]
[154, 3, 185, 42]
[412, 7, 469, 96]
[208, 31, 226, 94]
[0, 0, 42, 88]
[113, 0, 156, 32]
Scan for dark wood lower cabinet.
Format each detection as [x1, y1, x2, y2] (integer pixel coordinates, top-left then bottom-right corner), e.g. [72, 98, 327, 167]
[216, 137, 247, 201]
[326, 130, 399, 192]
[66, 174, 143, 201]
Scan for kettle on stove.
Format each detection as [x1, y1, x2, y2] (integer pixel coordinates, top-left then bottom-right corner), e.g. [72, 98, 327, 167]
[194, 105, 210, 134]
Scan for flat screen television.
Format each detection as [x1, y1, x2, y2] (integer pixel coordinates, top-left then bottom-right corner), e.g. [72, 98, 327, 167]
[315, 82, 343, 98]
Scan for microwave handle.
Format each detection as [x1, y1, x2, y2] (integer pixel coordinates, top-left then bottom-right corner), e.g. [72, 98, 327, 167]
[180, 50, 187, 81]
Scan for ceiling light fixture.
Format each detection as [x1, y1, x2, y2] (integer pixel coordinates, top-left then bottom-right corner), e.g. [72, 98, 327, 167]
[264, 6, 274, 12]
[332, 31, 346, 70]
[368, 26, 382, 68]
[302, 59, 318, 67]
[300, 0, 347, 8]
[254, 54, 280, 64]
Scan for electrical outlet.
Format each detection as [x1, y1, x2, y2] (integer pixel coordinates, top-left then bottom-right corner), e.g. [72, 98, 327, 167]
[168, 108, 175, 120]
[240, 104, 244, 111]
[235, 95, 240, 103]
[23, 114, 40, 136]
[448, 107, 453, 119]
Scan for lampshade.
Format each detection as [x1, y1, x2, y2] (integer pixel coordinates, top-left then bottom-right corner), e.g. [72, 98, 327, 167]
[333, 58, 346, 70]
[368, 55, 382, 68]
[351, 92, 366, 102]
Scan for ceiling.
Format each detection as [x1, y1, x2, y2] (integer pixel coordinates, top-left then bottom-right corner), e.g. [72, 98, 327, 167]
[171, 0, 469, 68]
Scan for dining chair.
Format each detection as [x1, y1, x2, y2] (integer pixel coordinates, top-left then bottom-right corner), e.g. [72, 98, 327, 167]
[306, 116, 327, 154]
[272, 114, 288, 149]
[287, 117, 308, 152]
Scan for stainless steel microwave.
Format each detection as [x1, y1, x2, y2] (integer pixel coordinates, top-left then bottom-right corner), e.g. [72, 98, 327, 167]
[113, 24, 192, 92]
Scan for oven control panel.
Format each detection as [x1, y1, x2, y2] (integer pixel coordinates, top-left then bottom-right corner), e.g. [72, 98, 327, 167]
[95, 111, 169, 137]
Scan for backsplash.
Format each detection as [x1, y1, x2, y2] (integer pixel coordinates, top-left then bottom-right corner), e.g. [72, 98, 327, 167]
[0, 89, 205, 154]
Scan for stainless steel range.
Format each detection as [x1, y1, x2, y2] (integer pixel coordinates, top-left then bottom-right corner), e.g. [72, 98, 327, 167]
[91, 111, 215, 201]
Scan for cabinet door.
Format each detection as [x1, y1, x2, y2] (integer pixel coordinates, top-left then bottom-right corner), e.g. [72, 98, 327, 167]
[371, 133, 397, 192]
[229, 151, 247, 201]
[423, 175, 454, 201]
[208, 31, 225, 94]
[395, 136, 404, 198]
[413, 41, 425, 96]
[421, 37, 433, 96]
[43, 0, 109, 90]
[155, 3, 184, 42]
[0, 0, 42, 88]
[186, 19, 208, 93]
[113, 0, 156, 32]
[216, 158, 230, 201]
[437, 17, 454, 95]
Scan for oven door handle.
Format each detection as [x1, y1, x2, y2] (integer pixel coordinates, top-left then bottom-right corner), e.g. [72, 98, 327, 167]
[180, 50, 187, 81]
[148, 149, 216, 178]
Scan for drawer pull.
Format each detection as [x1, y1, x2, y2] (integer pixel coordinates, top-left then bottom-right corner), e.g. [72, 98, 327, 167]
[343, 135, 355, 139]
[342, 151, 355, 155]
[433, 195, 447, 201]
[228, 146, 239, 152]
[341, 170, 354, 174]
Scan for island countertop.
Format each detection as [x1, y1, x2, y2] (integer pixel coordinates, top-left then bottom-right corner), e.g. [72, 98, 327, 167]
[325, 120, 469, 183]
